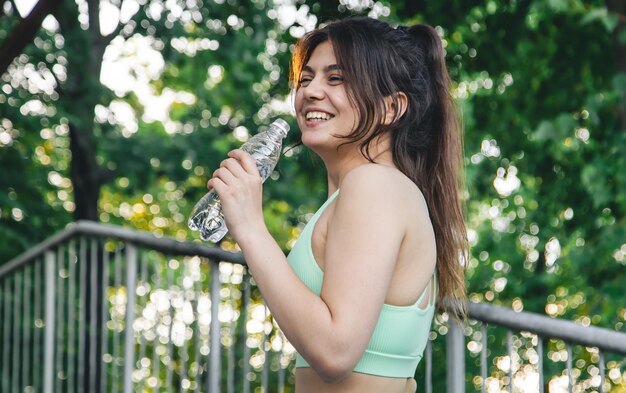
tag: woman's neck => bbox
[322,137,395,197]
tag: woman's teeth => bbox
[306,111,332,120]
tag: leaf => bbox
[547,0,570,13]
[616,28,626,47]
[580,8,619,32]
[580,164,611,208]
[532,114,575,143]
[533,120,556,142]
[613,73,626,97]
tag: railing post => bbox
[425,339,433,393]
[209,260,221,393]
[123,244,138,393]
[599,351,605,393]
[537,335,544,393]
[507,331,514,391]
[242,275,252,393]
[44,251,56,393]
[480,325,487,393]
[447,319,465,393]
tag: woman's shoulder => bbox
[339,163,428,213]
[341,163,422,194]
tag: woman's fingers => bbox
[207,176,226,194]
[228,149,259,176]
[207,155,245,189]
[212,166,237,186]
[207,149,260,193]
[220,157,247,177]
[204,149,265,242]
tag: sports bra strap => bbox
[415,271,437,310]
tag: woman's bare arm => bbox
[212,152,418,382]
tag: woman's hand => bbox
[207,149,266,243]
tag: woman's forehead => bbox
[304,41,337,69]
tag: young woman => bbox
[207,17,468,393]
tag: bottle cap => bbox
[270,118,290,138]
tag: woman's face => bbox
[294,41,358,154]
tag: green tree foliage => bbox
[1,0,625,390]
[409,0,626,326]
[0,0,322,257]
[396,1,626,390]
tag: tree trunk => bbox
[0,0,62,75]
[68,123,103,221]
[607,0,626,131]
[55,0,111,221]
[0,0,110,222]
[55,3,113,391]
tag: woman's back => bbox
[308,164,436,309]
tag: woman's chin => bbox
[300,136,331,153]
[300,134,321,148]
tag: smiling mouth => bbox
[305,111,334,122]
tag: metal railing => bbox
[446,303,626,392]
[0,221,272,393]
[1,221,625,392]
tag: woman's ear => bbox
[383,92,408,125]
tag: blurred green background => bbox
[1,0,625,389]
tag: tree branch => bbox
[8,0,20,19]
[0,0,62,76]
[607,0,626,69]
[606,0,626,131]
[87,0,99,39]
[0,0,24,22]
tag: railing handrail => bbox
[2,220,625,358]
[0,220,245,279]
[468,301,626,356]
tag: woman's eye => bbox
[329,75,344,83]
[298,76,312,85]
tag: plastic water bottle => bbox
[188,118,290,242]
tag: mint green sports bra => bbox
[287,189,436,378]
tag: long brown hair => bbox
[291,17,468,319]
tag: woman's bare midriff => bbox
[295,368,417,393]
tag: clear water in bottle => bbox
[188,119,289,242]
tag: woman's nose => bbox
[303,78,325,100]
